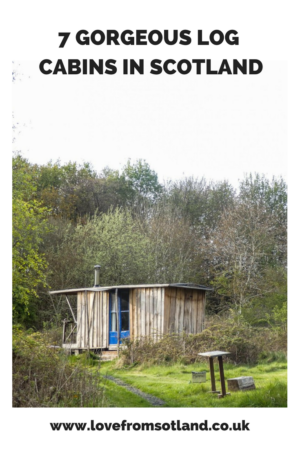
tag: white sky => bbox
[12,61,286,188]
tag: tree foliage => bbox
[13,155,50,324]
[12,154,287,328]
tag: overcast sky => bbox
[12,58,287,187]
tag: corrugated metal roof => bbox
[48,283,212,295]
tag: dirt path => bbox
[103,375,165,406]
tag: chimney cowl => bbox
[94,265,101,287]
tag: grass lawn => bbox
[97,360,287,408]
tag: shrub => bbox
[120,314,287,366]
[13,326,104,407]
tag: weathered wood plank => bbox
[163,287,171,333]
[156,287,161,336]
[183,290,192,333]
[145,288,150,337]
[177,288,184,334]
[202,293,206,331]
[191,290,198,334]
[174,289,180,333]
[149,288,154,339]
[140,288,146,337]
[169,288,177,333]
[133,289,137,339]
[152,288,158,341]
[157,287,163,338]
[76,293,81,347]
[136,289,141,339]
[98,291,102,347]
[104,291,109,348]
[130,288,134,339]
[160,288,165,338]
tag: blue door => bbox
[109,290,130,345]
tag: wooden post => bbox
[62,319,66,344]
[209,357,220,394]
[115,289,119,357]
[65,295,77,323]
[218,355,229,398]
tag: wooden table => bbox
[198,351,231,399]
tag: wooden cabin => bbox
[49,269,211,353]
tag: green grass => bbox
[98,360,287,407]
[99,377,151,407]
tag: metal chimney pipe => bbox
[94,265,101,287]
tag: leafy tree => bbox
[13,154,50,324]
[46,208,154,289]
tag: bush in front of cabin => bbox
[119,313,287,366]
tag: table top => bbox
[198,351,231,358]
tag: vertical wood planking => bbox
[159,288,164,336]
[133,289,138,339]
[149,289,154,339]
[76,293,81,348]
[145,289,150,337]
[157,288,163,338]
[98,291,103,347]
[174,288,180,333]
[95,292,99,348]
[152,288,158,341]
[93,292,96,348]
[129,289,134,339]
[191,290,198,334]
[163,288,170,333]
[196,291,205,332]
[160,288,165,338]
[89,292,95,348]
[169,288,177,333]
[140,288,146,337]
[202,292,206,331]
[136,289,141,339]
[104,291,109,348]
[183,290,192,333]
[177,288,185,334]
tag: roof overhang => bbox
[48,283,213,295]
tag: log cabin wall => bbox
[75,286,206,349]
[77,290,109,349]
[163,287,206,334]
[130,287,165,342]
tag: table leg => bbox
[209,357,220,393]
[218,355,227,398]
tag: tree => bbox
[165,177,235,233]
[46,208,154,289]
[12,154,50,324]
[208,200,284,313]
